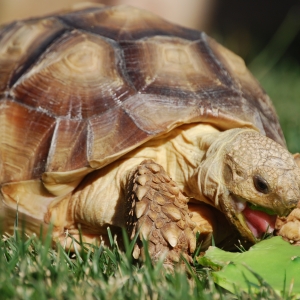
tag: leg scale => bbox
[125,159,196,266]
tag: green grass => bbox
[0,226,290,300]
[0,226,216,300]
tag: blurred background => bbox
[0,0,299,152]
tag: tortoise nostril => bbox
[286,199,299,209]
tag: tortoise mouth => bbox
[231,194,277,241]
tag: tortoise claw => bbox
[276,203,300,245]
[126,159,196,266]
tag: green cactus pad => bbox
[198,237,300,297]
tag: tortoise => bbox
[0,3,300,264]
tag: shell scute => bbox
[122,35,225,95]
[59,5,200,42]
[12,30,136,119]
[46,118,88,172]
[0,18,66,94]
[207,37,284,144]
[87,106,149,169]
[0,99,56,183]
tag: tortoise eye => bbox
[253,175,270,194]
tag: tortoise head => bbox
[198,128,300,243]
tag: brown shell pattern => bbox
[0,4,285,185]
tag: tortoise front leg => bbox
[275,153,300,244]
[125,159,196,266]
[276,202,300,245]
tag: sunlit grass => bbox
[0,224,292,300]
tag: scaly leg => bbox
[125,159,196,267]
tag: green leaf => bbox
[198,237,300,297]
[248,203,277,215]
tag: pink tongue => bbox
[243,205,277,238]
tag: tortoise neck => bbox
[193,128,257,208]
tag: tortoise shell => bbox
[0,4,284,188]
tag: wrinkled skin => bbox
[196,129,300,244]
